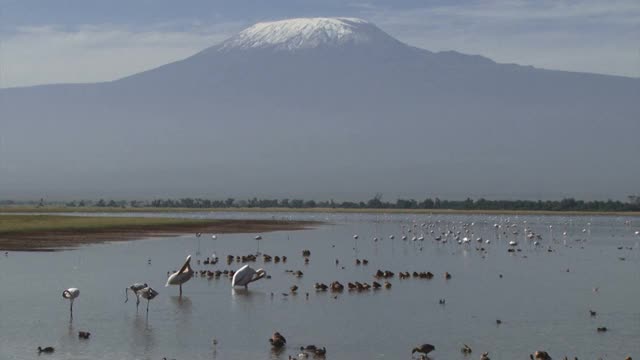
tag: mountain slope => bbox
[1,17,639,200]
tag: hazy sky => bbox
[0,0,639,88]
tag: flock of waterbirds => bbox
[35,216,638,359]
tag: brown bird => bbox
[38,347,55,353]
[531,350,552,360]
[412,343,435,356]
[269,332,286,348]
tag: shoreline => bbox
[1,206,640,217]
[0,215,318,252]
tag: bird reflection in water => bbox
[132,314,156,354]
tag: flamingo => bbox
[166,255,194,296]
[125,282,148,309]
[231,264,266,289]
[138,286,159,314]
[62,288,80,320]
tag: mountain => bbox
[1,17,639,200]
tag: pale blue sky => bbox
[0,0,638,87]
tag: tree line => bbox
[49,194,640,212]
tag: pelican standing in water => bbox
[62,288,80,320]
[138,286,159,314]
[232,264,266,289]
[125,282,148,309]
[166,255,194,296]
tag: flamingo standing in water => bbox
[166,255,194,296]
[138,286,159,314]
[62,288,80,320]
[231,264,266,289]
[125,283,148,309]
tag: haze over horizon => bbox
[1,8,639,202]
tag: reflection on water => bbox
[131,314,156,355]
[0,212,639,359]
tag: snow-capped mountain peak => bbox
[219,17,399,51]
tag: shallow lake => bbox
[1,211,639,360]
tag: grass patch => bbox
[0,215,221,235]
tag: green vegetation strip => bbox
[1,206,639,217]
[0,215,219,235]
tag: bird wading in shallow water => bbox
[125,282,148,309]
[62,288,80,321]
[138,286,159,314]
[232,264,267,289]
[412,343,435,357]
[166,255,194,296]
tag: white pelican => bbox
[125,282,148,309]
[62,288,80,320]
[138,286,159,313]
[231,264,266,289]
[166,255,194,296]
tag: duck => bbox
[461,344,472,354]
[315,283,328,291]
[269,332,286,348]
[480,352,490,360]
[330,281,344,292]
[37,346,55,353]
[78,331,91,339]
[412,343,435,356]
[530,351,552,360]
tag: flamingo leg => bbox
[136,296,140,309]
[70,300,74,321]
[146,299,150,313]
[179,284,183,297]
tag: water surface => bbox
[1,212,638,359]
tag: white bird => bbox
[231,264,267,288]
[62,288,80,320]
[166,255,194,296]
[138,286,159,314]
[509,240,518,246]
[255,235,262,240]
[125,282,148,309]
[211,235,217,239]
[353,234,359,239]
